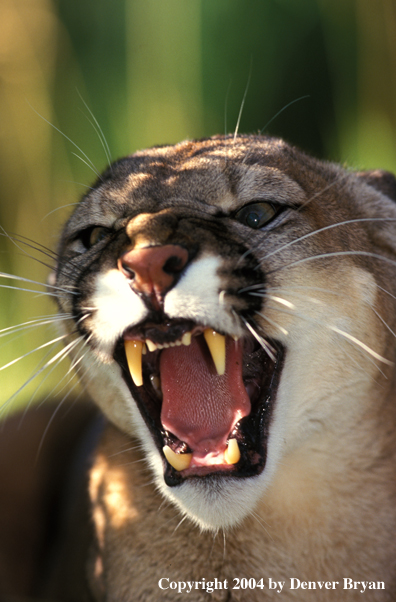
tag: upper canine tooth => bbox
[124,339,143,387]
[163,445,192,471]
[224,438,241,465]
[203,329,226,375]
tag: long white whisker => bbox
[233,62,252,142]
[0,314,70,339]
[0,272,77,295]
[0,284,59,297]
[241,317,277,362]
[241,95,310,165]
[376,283,396,302]
[264,217,396,261]
[264,299,391,370]
[267,250,396,275]
[172,514,188,534]
[77,91,112,170]
[41,202,79,221]
[372,308,396,340]
[27,102,102,180]
[329,325,392,365]
[255,311,288,336]
[34,338,88,408]
[0,333,70,372]
[250,510,273,541]
[0,335,84,415]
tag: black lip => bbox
[114,327,285,486]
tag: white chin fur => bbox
[146,435,281,532]
[159,477,265,531]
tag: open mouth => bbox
[114,320,284,487]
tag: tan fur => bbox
[50,136,396,599]
[87,424,396,601]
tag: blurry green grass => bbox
[1,0,396,412]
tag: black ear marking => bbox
[356,169,396,202]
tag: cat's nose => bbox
[118,244,189,307]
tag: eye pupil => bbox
[246,212,261,228]
[234,202,277,229]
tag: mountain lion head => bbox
[54,134,396,538]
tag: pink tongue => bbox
[160,336,250,455]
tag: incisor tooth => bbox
[181,331,192,346]
[124,339,143,387]
[204,329,226,375]
[163,445,192,471]
[146,340,157,352]
[224,438,241,465]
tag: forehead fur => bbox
[91,135,316,212]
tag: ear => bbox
[356,169,396,202]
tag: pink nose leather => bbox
[118,244,188,306]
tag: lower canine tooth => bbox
[224,438,241,465]
[124,339,143,387]
[163,445,192,471]
[204,329,226,375]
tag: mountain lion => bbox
[3,134,396,600]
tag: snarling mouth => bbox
[114,320,284,486]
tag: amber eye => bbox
[234,202,277,229]
[89,226,110,246]
[79,226,112,249]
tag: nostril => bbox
[163,255,186,274]
[121,261,135,279]
[118,258,136,279]
[118,244,189,302]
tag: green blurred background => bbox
[1,0,396,410]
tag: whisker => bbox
[0,334,84,416]
[0,284,58,298]
[241,317,277,362]
[27,102,102,181]
[233,61,252,142]
[329,325,392,365]
[242,283,346,298]
[266,250,396,276]
[241,95,310,165]
[262,299,390,372]
[250,510,273,541]
[297,172,350,211]
[173,514,189,534]
[376,283,396,302]
[35,339,89,408]
[41,202,79,221]
[0,333,71,373]
[0,272,77,295]
[22,337,84,416]
[255,311,288,336]
[0,228,58,274]
[372,308,396,339]
[0,314,70,339]
[108,442,145,458]
[264,217,396,262]
[0,232,58,260]
[77,90,112,170]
